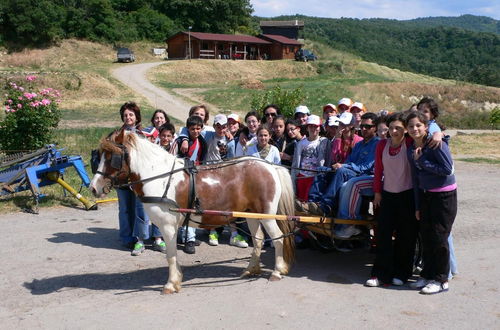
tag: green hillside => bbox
[259,15,500,87]
[405,15,500,34]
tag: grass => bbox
[456,157,500,165]
[449,133,500,159]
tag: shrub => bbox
[0,75,61,152]
[490,107,500,129]
[250,85,305,118]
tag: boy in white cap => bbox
[294,105,310,126]
[205,114,235,163]
[337,98,353,114]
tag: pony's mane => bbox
[124,132,179,171]
[99,137,122,154]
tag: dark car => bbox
[116,47,135,63]
[295,49,317,62]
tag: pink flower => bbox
[18,96,23,100]
[41,99,51,106]
[23,92,37,100]
[19,87,25,92]
[26,75,37,81]
[5,105,10,112]
[7,99,13,104]
[17,104,22,109]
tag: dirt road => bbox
[111,62,193,122]
[0,161,499,328]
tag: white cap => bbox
[327,116,340,127]
[323,103,336,111]
[213,114,227,125]
[338,112,354,125]
[295,105,310,115]
[338,98,353,107]
[227,113,240,123]
[351,102,365,111]
[306,114,321,126]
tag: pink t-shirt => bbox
[330,135,363,164]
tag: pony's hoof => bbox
[161,288,176,294]
[241,268,261,278]
[269,274,282,281]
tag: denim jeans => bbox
[117,188,153,244]
[178,226,196,242]
[309,166,358,213]
[449,233,458,278]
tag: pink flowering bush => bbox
[0,76,61,152]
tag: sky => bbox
[250,0,500,20]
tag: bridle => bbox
[96,142,130,189]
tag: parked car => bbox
[295,49,317,62]
[116,48,135,63]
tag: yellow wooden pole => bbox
[46,172,97,210]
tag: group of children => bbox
[117,96,457,295]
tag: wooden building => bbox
[166,31,302,60]
[260,20,304,40]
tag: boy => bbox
[159,123,176,152]
[205,114,235,163]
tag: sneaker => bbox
[307,202,324,216]
[294,199,309,213]
[392,278,404,286]
[230,234,248,248]
[365,277,380,287]
[410,278,429,289]
[131,242,145,256]
[184,241,196,254]
[208,231,219,246]
[420,281,449,295]
[335,225,362,238]
[152,240,167,253]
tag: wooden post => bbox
[244,45,247,60]
[230,43,232,59]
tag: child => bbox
[337,98,353,114]
[159,123,176,153]
[375,115,389,139]
[178,104,214,154]
[205,114,235,163]
[291,115,328,201]
[281,119,303,167]
[322,103,338,122]
[235,111,261,157]
[271,115,287,154]
[406,112,457,294]
[245,126,281,164]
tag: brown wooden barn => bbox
[165,31,302,60]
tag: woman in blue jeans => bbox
[116,101,166,256]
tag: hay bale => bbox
[239,78,264,89]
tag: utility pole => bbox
[188,26,192,61]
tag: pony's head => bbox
[90,129,135,198]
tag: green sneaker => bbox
[230,234,248,248]
[208,231,219,246]
[153,240,167,253]
[131,242,145,256]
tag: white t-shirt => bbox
[245,144,281,164]
[292,137,328,177]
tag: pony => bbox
[90,130,295,293]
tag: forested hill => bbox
[405,15,500,34]
[263,15,500,87]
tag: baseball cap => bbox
[338,98,353,107]
[295,105,310,115]
[351,102,365,112]
[338,112,354,125]
[327,116,340,127]
[306,114,321,126]
[213,114,228,126]
[227,114,240,123]
[323,103,337,112]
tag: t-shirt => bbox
[292,137,328,177]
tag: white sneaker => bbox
[392,278,404,286]
[420,281,449,295]
[410,278,429,289]
[230,234,248,248]
[365,277,380,287]
[335,225,362,238]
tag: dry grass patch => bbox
[350,82,500,113]
[150,59,318,85]
[450,133,500,158]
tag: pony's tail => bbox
[275,166,296,270]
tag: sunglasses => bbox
[360,124,376,129]
[265,112,277,117]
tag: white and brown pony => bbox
[90,130,295,293]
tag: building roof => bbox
[260,20,305,27]
[166,31,271,44]
[259,34,303,45]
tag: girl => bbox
[245,126,281,164]
[281,119,303,167]
[271,115,287,155]
[261,104,281,131]
[291,115,328,201]
[365,112,418,287]
[375,115,389,139]
[350,102,366,131]
[235,111,261,157]
[178,104,214,154]
[330,112,362,164]
[406,112,457,294]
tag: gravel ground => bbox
[0,161,499,329]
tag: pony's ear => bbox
[115,128,126,144]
